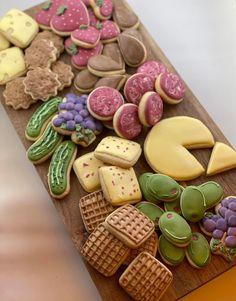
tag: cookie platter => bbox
[0,1,236,300]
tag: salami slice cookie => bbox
[113,104,142,140]
[137,60,168,81]
[87,86,124,121]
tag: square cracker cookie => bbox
[104,204,154,249]
[0,9,39,48]
[73,152,106,192]
[81,223,130,277]
[0,47,26,85]
[119,252,173,301]
[99,166,142,206]
[94,136,142,168]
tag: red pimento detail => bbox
[144,92,163,126]
[171,188,178,195]
[167,213,173,219]
[192,235,198,241]
[174,207,181,213]
[137,60,168,81]
[160,72,185,100]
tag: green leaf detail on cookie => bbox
[84,129,94,139]
[70,43,78,55]
[95,21,103,30]
[56,5,68,16]
[80,24,89,29]
[60,123,67,129]
[76,124,82,132]
[96,0,104,7]
[42,1,52,10]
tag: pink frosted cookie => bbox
[35,0,62,29]
[155,72,185,104]
[113,103,142,140]
[96,20,120,43]
[64,37,78,55]
[71,42,103,69]
[90,0,113,20]
[50,0,90,36]
[81,0,90,6]
[71,25,101,48]
[138,91,163,127]
[137,60,168,81]
[124,73,154,105]
[87,86,124,121]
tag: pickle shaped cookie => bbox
[27,124,63,164]
[25,96,62,141]
[48,140,77,199]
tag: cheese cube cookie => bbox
[0,9,39,48]
[94,136,142,168]
[0,33,10,50]
[73,152,106,192]
[99,166,142,206]
[0,47,26,85]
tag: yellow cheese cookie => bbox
[144,116,215,181]
[207,142,236,176]
[73,152,106,192]
[0,9,39,48]
[99,166,142,206]
[94,136,142,168]
[0,33,10,50]
[0,47,26,85]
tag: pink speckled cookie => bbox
[90,0,113,20]
[35,0,62,29]
[138,91,163,127]
[113,103,142,140]
[96,20,120,43]
[71,25,101,48]
[50,0,90,36]
[137,60,168,81]
[64,37,78,55]
[71,42,103,69]
[124,73,154,105]
[87,86,124,121]
[155,72,185,104]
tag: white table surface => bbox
[0,1,236,300]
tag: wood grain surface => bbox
[1,1,236,300]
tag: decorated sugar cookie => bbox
[35,0,62,30]
[90,0,113,20]
[137,60,168,81]
[71,25,101,48]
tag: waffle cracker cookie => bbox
[81,223,130,277]
[104,204,155,249]
[119,252,173,301]
[79,190,115,233]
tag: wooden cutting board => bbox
[1,1,236,300]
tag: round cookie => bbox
[135,202,164,229]
[158,234,185,266]
[124,73,154,105]
[137,60,168,81]
[113,103,142,139]
[138,91,163,127]
[71,25,101,48]
[87,86,124,121]
[186,232,211,268]
[180,186,206,222]
[159,211,192,247]
[198,181,224,209]
[155,72,185,104]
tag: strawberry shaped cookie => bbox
[96,20,120,43]
[35,0,62,30]
[64,37,78,55]
[50,0,90,36]
[71,42,103,69]
[71,25,101,48]
[90,0,113,20]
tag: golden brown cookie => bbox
[113,0,139,31]
[25,39,57,69]
[23,67,61,101]
[51,60,74,90]
[102,42,124,68]
[74,69,99,93]
[94,74,127,90]
[123,28,143,41]
[3,77,36,110]
[33,30,64,57]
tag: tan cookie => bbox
[3,77,36,110]
[25,39,57,69]
[119,252,173,301]
[117,33,147,67]
[104,205,154,248]
[51,60,74,90]
[123,28,143,41]
[74,69,99,93]
[81,223,130,277]
[33,30,64,57]
[23,67,60,101]
[113,0,139,31]
[79,190,115,232]
[102,42,124,68]
[94,74,127,91]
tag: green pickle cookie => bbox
[135,201,164,229]
[159,211,192,247]
[186,232,211,268]
[48,140,77,199]
[198,181,224,209]
[25,96,62,141]
[158,234,185,266]
[27,123,63,164]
